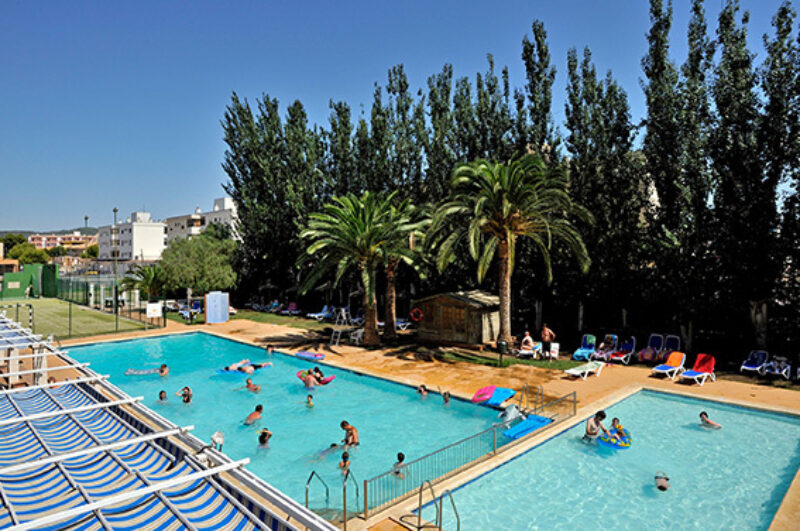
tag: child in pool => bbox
[339,452,350,474]
[610,417,626,441]
[306,395,314,408]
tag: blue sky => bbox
[0,0,788,231]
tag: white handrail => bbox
[0,363,89,379]
[11,458,250,531]
[0,375,107,395]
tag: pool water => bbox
[422,391,800,530]
[67,332,503,509]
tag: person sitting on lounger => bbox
[158,364,169,377]
[583,410,611,442]
[699,411,721,429]
[521,331,534,351]
[655,471,670,491]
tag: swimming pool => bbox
[66,332,509,512]
[421,390,800,530]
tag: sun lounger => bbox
[659,335,681,362]
[502,415,552,440]
[608,337,636,365]
[590,334,619,361]
[306,305,330,320]
[762,356,791,380]
[637,334,664,363]
[651,351,686,380]
[565,361,604,380]
[280,302,301,315]
[572,334,597,361]
[740,350,769,374]
[677,353,716,386]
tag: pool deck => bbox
[58,319,800,530]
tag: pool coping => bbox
[61,329,800,530]
[390,384,800,531]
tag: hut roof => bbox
[413,289,499,309]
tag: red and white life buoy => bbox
[410,307,424,322]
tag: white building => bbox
[165,197,238,244]
[97,212,166,261]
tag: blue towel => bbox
[503,415,552,440]
[485,387,516,406]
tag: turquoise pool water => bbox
[66,332,505,510]
[422,391,800,530]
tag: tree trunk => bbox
[749,300,768,349]
[497,240,512,344]
[363,289,380,347]
[383,263,397,342]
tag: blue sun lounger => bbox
[740,350,769,374]
[572,334,597,361]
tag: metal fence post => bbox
[363,480,368,519]
[342,481,347,531]
[68,300,72,338]
[492,426,497,454]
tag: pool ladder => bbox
[518,383,543,414]
[305,469,360,530]
[400,480,460,531]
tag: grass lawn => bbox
[431,347,583,370]
[1,298,145,339]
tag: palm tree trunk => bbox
[363,291,380,347]
[497,240,513,344]
[383,263,398,342]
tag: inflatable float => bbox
[598,426,632,449]
[296,351,325,361]
[297,370,336,385]
[484,387,516,406]
[124,368,160,376]
[471,385,496,403]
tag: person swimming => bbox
[392,452,406,479]
[245,404,263,425]
[417,384,428,396]
[306,394,314,408]
[176,386,192,404]
[158,364,169,377]
[237,378,261,393]
[655,471,670,491]
[224,359,273,375]
[699,411,721,429]
[158,390,167,402]
[339,452,350,474]
[258,428,272,447]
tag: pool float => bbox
[297,370,336,385]
[598,426,632,449]
[296,351,325,361]
[124,368,160,376]
[484,387,516,406]
[471,385,496,403]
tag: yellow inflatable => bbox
[598,425,632,449]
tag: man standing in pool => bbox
[245,405,263,425]
[340,420,359,448]
[583,410,611,442]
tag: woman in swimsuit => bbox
[176,386,192,404]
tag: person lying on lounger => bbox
[583,410,611,442]
[699,411,721,429]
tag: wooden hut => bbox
[412,290,500,346]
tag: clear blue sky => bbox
[0,0,787,231]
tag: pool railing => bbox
[362,391,577,518]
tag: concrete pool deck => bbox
[58,319,800,530]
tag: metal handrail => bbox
[342,469,359,531]
[416,480,439,531]
[437,489,460,531]
[304,470,329,509]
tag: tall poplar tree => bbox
[522,20,557,157]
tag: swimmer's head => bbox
[699,411,708,420]
[307,394,313,400]
[397,452,405,463]
[342,452,349,461]
[595,411,606,421]
[160,364,167,369]
[255,405,263,412]
[340,420,349,428]
[612,417,620,425]
[158,390,166,400]
[330,443,338,448]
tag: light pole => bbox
[113,207,119,331]
[84,215,88,229]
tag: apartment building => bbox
[28,231,97,251]
[165,197,238,244]
[97,212,166,261]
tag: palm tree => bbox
[430,154,592,344]
[121,264,166,302]
[298,192,396,347]
[380,199,429,342]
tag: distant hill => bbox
[0,227,98,237]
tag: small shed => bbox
[412,290,500,346]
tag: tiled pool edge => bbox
[396,385,800,531]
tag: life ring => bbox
[410,307,424,322]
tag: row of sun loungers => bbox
[565,352,718,386]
